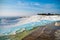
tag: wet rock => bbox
[55,30,60,40]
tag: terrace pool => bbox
[0,20,55,35]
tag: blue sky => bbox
[0,0,60,16]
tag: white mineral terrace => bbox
[13,15,60,26]
[0,15,60,35]
[1,15,60,28]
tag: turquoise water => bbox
[0,20,55,35]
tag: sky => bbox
[0,0,60,16]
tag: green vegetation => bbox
[9,30,31,40]
[0,26,38,40]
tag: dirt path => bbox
[22,26,56,40]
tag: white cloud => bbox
[43,4,55,9]
[0,1,59,17]
[16,1,56,10]
[33,3,40,6]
